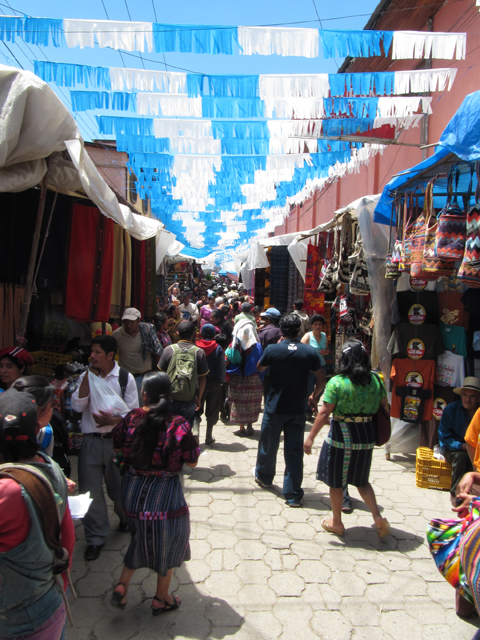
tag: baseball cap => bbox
[201,324,216,339]
[260,308,281,319]
[122,308,141,321]
[0,390,38,444]
[0,347,34,366]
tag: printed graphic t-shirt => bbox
[437,291,468,327]
[437,351,465,388]
[387,323,445,361]
[390,358,436,421]
[396,291,439,325]
[439,322,468,358]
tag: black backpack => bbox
[50,410,72,478]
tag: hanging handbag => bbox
[359,302,373,335]
[385,201,402,279]
[422,179,456,277]
[458,162,480,288]
[401,192,416,272]
[435,166,468,261]
[318,258,337,293]
[350,247,370,295]
[410,190,437,279]
[338,294,356,327]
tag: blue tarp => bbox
[374,90,480,225]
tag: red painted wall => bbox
[276,0,480,235]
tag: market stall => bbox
[373,90,480,460]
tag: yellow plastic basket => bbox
[30,351,73,377]
[415,447,452,491]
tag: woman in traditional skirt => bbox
[304,339,390,538]
[111,372,200,615]
[226,317,263,437]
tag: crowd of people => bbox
[3,278,480,637]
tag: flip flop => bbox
[376,518,391,540]
[152,595,181,616]
[112,582,127,609]
[321,518,345,536]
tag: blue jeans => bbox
[255,411,306,502]
[170,398,196,427]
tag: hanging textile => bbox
[270,246,290,314]
[121,230,132,312]
[144,237,157,319]
[0,284,24,349]
[131,238,146,316]
[110,225,125,319]
[65,203,114,323]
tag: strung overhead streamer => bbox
[1,16,467,60]
[34,61,458,101]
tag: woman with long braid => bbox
[110,372,200,615]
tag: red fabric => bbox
[0,478,30,551]
[65,203,114,323]
[196,339,217,356]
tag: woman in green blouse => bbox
[304,339,390,538]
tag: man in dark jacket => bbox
[195,324,226,445]
[258,308,282,399]
[255,314,325,507]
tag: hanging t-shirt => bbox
[437,292,468,327]
[431,384,458,421]
[387,323,444,361]
[396,291,439,326]
[439,322,468,358]
[396,273,437,293]
[437,351,465,388]
[390,358,436,422]
[461,289,480,359]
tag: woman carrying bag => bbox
[304,340,390,538]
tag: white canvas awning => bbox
[0,64,176,251]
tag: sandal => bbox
[234,429,247,437]
[111,582,127,609]
[376,518,391,540]
[152,595,181,616]
[246,425,254,436]
[321,518,345,537]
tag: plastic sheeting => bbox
[356,195,395,382]
[0,65,175,247]
[438,90,480,161]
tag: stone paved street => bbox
[66,417,480,640]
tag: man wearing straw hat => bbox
[440,377,480,501]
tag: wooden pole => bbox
[16,162,51,345]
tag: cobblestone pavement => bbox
[66,416,480,640]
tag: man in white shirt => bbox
[178,291,199,324]
[72,335,138,561]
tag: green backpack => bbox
[166,343,199,402]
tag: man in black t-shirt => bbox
[255,314,325,507]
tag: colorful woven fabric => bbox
[316,417,376,489]
[427,497,480,605]
[435,167,468,261]
[122,473,191,574]
[458,203,480,287]
[228,372,263,424]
